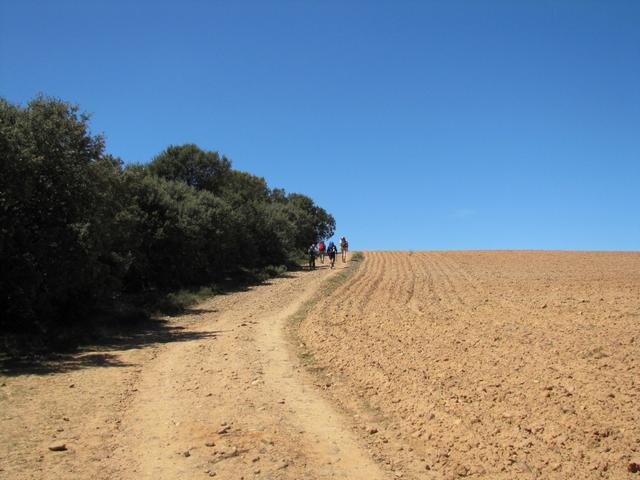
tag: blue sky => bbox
[1,1,638,250]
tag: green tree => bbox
[147,144,231,194]
[1,94,337,338]
[220,170,270,205]
[286,193,336,249]
[118,170,240,291]
[0,96,122,333]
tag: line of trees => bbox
[0,95,335,335]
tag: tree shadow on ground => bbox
[303,264,332,271]
[0,352,135,376]
[215,272,299,290]
[0,317,223,377]
[0,267,303,377]
[178,307,219,316]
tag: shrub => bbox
[0,96,123,333]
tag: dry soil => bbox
[2,251,639,480]
[0,257,386,479]
[299,250,640,479]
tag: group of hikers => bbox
[308,236,349,270]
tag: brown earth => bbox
[2,250,639,479]
[0,258,386,480]
[299,251,640,479]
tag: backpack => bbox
[319,241,325,251]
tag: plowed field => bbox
[299,251,640,479]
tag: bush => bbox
[116,170,243,291]
[0,96,123,333]
[0,95,336,339]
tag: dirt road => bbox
[1,256,388,479]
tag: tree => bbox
[220,170,270,205]
[147,144,231,194]
[286,193,336,249]
[118,169,240,291]
[0,96,122,333]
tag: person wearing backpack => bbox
[308,243,317,270]
[327,241,338,269]
[318,240,326,263]
[340,236,349,263]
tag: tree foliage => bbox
[147,144,231,194]
[0,96,121,332]
[0,96,335,335]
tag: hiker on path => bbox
[318,240,326,264]
[327,241,338,269]
[340,236,349,263]
[308,243,317,270]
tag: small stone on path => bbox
[48,444,67,452]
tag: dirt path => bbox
[1,257,387,479]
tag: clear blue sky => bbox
[1,1,638,250]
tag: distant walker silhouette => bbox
[340,236,349,263]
